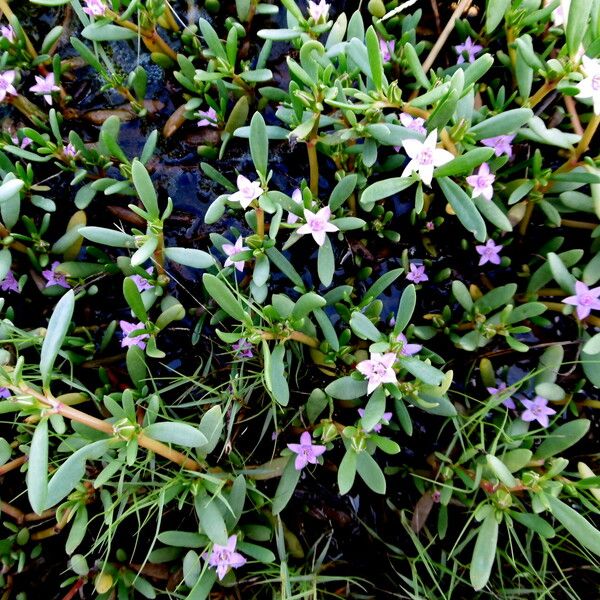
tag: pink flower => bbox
[82,0,107,17]
[401,130,453,186]
[576,55,600,115]
[29,73,60,105]
[0,270,20,293]
[223,236,250,272]
[232,338,253,358]
[476,239,502,266]
[562,280,600,320]
[287,431,326,470]
[521,396,556,428]
[356,352,397,394]
[396,333,422,356]
[197,107,218,127]
[399,113,427,135]
[380,39,395,62]
[358,408,393,433]
[406,263,428,283]
[296,206,339,246]
[0,25,15,43]
[0,70,18,102]
[42,261,70,288]
[486,382,516,409]
[455,37,483,64]
[307,0,329,21]
[229,175,263,209]
[119,320,150,350]
[204,535,246,580]
[129,267,154,292]
[11,135,31,149]
[287,188,302,224]
[63,143,77,158]
[481,135,515,158]
[466,163,495,201]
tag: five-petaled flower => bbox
[223,236,250,272]
[0,25,15,43]
[307,0,330,22]
[379,39,395,62]
[562,280,600,320]
[83,0,107,17]
[455,37,483,64]
[29,73,60,106]
[466,162,495,201]
[401,129,453,186]
[476,239,502,266]
[204,535,247,580]
[406,263,428,284]
[486,382,516,409]
[197,106,218,127]
[296,206,339,246]
[399,112,427,135]
[481,134,515,158]
[119,320,150,350]
[358,408,393,433]
[287,431,327,470]
[575,55,600,115]
[521,396,556,428]
[287,188,303,224]
[396,333,422,356]
[129,267,154,292]
[0,70,18,103]
[356,352,397,394]
[0,270,20,293]
[42,261,70,288]
[232,338,253,358]
[229,175,263,209]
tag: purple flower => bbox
[42,261,70,288]
[0,70,18,103]
[0,387,11,398]
[455,37,483,64]
[466,162,495,201]
[476,239,502,266]
[204,535,246,581]
[396,333,422,356]
[287,431,327,470]
[223,236,250,272]
[287,188,302,224]
[358,408,393,433]
[406,263,428,284]
[129,267,154,292]
[229,175,263,209]
[481,135,515,159]
[0,270,20,293]
[0,25,15,44]
[197,106,218,127]
[232,338,253,358]
[399,113,427,135]
[425,221,435,231]
[83,0,107,16]
[307,0,330,22]
[401,130,453,186]
[562,280,600,320]
[486,382,516,409]
[379,39,395,62]
[356,352,397,394]
[119,320,150,350]
[521,396,556,428]
[29,73,60,105]
[296,206,339,247]
[11,134,31,149]
[63,143,77,158]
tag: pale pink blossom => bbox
[476,239,502,266]
[380,39,395,62]
[223,236,250,272]
[197,107,218,127]
[466,162,495,201]
[481,135,515,158]
[358,408,393,433]
[0,70,18,103]
[0,270,20,293]
[486,382,516,409]
[399,113,427,135]
[29,73,60,106]
[401,130,453,186]
[521,396,556,428]
[11,135,31,149]
[307,0,329,22]
[455,37,483,64]
[296,206,339,246]
[63,143,77,158]
[406,263,428,284]
[576,55,600,115]
[356,352,397,394]
[229,175,263,209]
[129,267,154,292]
[204,535,246,580]
[562,280,600,320]
[42,261,70,288]
[0,25,15,43]
[396,333,422,356]
[119,320,149,350]
[287,188,302,224]
[82,0,107,17]
[287,431,327,470]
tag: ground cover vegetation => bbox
[0,0,599,598]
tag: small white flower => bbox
[401,130,454,187]
[576,55,600,115]
[223,236,250,272]
[229,175,263,209]
[296,206,339,246]
[287,188,303,224]
[356,352,397,395]
[307,0,330,22]
[0,70,17,102]
[466,163,495,201]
